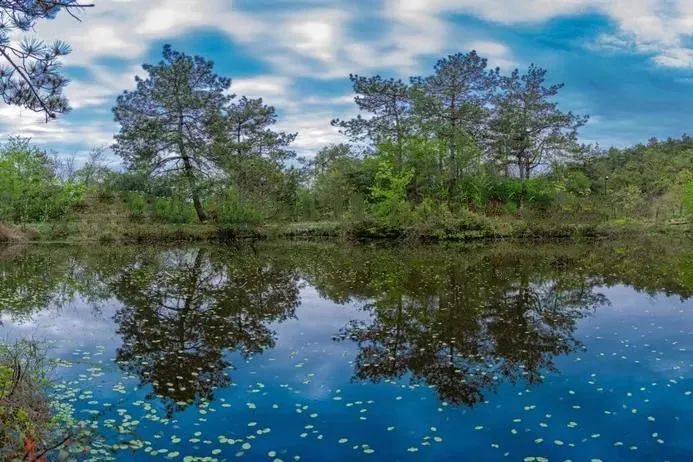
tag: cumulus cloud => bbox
[387,0,693,69]
[230,76,294,106]
[65,65,141,109]
[2,0,691,158]
[0,106,115,149]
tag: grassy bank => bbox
[4,215,689,245]
[2,186,689,244]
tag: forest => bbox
[0,1,690,244]
[1,45,691,242]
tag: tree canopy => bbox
[113,45,297,223]
[113,45,232,221]
[0,0,92,118]
[2,46,692,238]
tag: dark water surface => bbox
[1,239,692,461]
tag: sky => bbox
[1,0,692,166]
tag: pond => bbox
[1,238,692,461]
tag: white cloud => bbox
[387,0,693,69]
[20,1,693,83]
[652,48,693,68]
[231,76,293,104]
[388,0,592,24]
[3,0,691,159]
[0,106,114,148]
[285,11,346,64]
[466,40,517,69]
[66,65,140,109]
[277,111,346,155]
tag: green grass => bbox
[18,217,690,244]
[8,190,690,244]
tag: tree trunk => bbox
[516,154,525,209]
[182,155,207,222]
[178,114,207,222]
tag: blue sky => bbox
[1,0,692,165]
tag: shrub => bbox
[409,199,496,239]
[684,181,693,215]
[151,197,197,224]
[123,191,147,222]
[0,143,86,223]
[217,190,262,225]
[1,341,103,460]
[369,159,414,225]
[1,341,53,460]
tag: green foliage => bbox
[565,170,592,196]
[0,340,100,461]
[455,175,553,212]
[113,45,233,222]
[369,157,414,224]
[123,192,197,224]
[113,46,298,223]
[152,197,197,224]
[124,191,147,222]
[216,190,262,225]
[409,198,496,239]
[311,53,589,227]
[306,144,374,220]
[0,140,85,223]
[612,185,643,217]
[0,341,51,460]
[584,138,693,197]
[683,180,693,215]
[3,46,692,237]
[0,2,91,117]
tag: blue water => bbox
[1,242,692,461]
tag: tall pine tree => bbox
[113,45,232,222]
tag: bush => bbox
[0,142,86,223]
[1,341,53,460]
[369,159,414,225]
[151,197,197,224]
[1,341,102,460]
[42,222,77,241]
[458,176,492,208]
[123,192,198,224]
[123,191,147,222]
[409,199,496,239]
[684,181,693,215]
[216,190,262,225]
[457,176,554,212]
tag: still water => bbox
[1,239,692,461]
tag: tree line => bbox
[0,39,691,231]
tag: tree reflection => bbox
[2,236,693,412]
[111,247,299,414]
[335,250,606,405]
[0,245,125,321]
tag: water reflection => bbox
[1,238,692,412]
[110,248,300,414]
[335,260,605,405]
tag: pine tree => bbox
[489,64,587,179]
[332,75,412,165]
[113,45,232,222]
[0,1,92,118]
[411,51,499,190]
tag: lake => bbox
[1,238,692,461]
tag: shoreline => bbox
[1,219,689,245]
